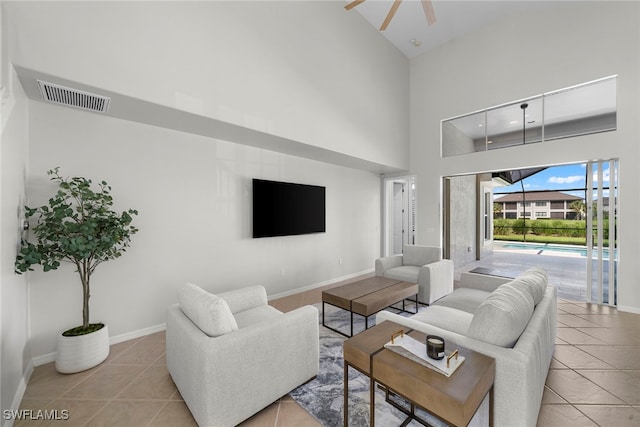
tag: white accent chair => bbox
[166,283,319,426]
[375,245,453,304]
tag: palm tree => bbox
[493,202,503,218]
[569,200,586,220]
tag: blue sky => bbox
[494,162,613,198]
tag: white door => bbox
[393,182,405,254]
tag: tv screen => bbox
[252,179,326,238]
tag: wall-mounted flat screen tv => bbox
[252,179,326,238]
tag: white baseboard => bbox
[31,351,56,367]
[109,323,166,345]
[31,323,167,367]
[617,305,640,315]
[267,269,374,301]
[3,360,34,427]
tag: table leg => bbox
[344,361,349,427]
[489,385,494,427]
[370,373,375,427]
[350,311,354,337]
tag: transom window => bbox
[441,76,617,157]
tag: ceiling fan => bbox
[345,0,437,31]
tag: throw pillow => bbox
[467,283,534,347]
[178,283,238,337]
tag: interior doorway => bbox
[383,175,416,256]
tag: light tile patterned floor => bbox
[16,276,640,426]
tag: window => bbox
[536,212,547,217]
[536,201,546,207]
[551,201,565,209]
[523,202,531,207]
[441,76,617,157]
[505,202,517,210]
[505,212,517,219]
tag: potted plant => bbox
[15,167,138,373]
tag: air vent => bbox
[37,80,110,113]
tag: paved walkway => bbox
[455,247,610,302]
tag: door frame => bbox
[382,175,417,257]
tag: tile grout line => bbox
[273,400,282,427]
[145,400,172,427]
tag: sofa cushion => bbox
[178,283,238,337]
[217,285,268,314]
[433,288,492,314]
[467,283,534,347]
[509,267,548,305]
[384,265,420,283]
[402,245,439,267]
[410,305,474,335]
[234,305,282,329]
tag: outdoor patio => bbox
[455,244,613,303]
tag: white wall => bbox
[26,101,381,357]
[0,67,30,416]
[410,1,640,311]
[0,0,407,362]
[5,0,410,171]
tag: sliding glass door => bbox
[586,160,618,305]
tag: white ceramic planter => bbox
[55,324,110,374]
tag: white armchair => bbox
[375,245,453,304]
[166,283,319,426]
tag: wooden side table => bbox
[343,321,495,427]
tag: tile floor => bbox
[16,276,640,426]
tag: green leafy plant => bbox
[15,168,138,335]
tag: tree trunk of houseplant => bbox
[55,262,110,374]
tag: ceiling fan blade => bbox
[344,0,366,11]
[380,0,403,31]
[421,0,437,25]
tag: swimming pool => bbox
[496,241,614,259]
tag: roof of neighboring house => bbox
[495,191,583,203]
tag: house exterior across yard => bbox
[494,191,583,220]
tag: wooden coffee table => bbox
[343,321,495,427]
[322,277,418,337]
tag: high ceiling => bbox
[347,0,558,58]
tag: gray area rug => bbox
[289,302,447,427]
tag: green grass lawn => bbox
[494,235,588,245]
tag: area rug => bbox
[289,302,447,427]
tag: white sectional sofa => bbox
[166,284,319,426]
[376,267,557,427]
